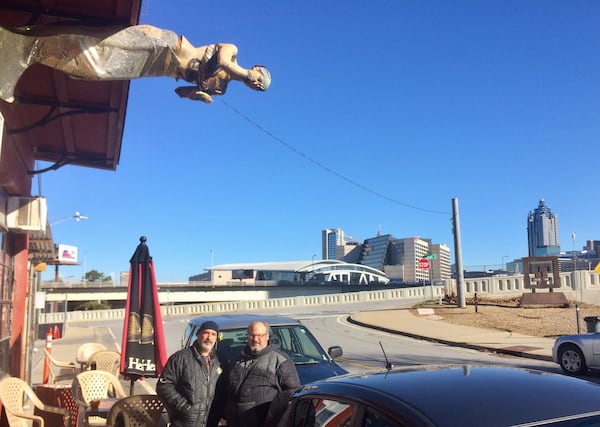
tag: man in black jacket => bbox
[223,321,300,427]
[157,320,224,427]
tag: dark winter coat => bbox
[157,342,224,427]
[225,345,300,427]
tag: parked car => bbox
[553,332,600,375]
[276,365,600,427]
[182,314,347,384]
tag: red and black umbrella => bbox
[120,236,167,394]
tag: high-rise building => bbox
[322,228,352,260]
[527,198,560,257]
[430,243,451,284]
[332,228,452,284]
[394,237,431,283]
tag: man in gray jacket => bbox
[157,320,224,427]
[224,321,300,427]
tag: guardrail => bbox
[39,285,443,323]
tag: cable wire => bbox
[220,99,450,215]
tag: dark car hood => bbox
[296,362,348,384]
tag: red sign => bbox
[418,258,430,270]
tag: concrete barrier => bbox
[39,285,440,324]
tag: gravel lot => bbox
[413,297,600,338]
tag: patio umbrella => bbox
[120,236,167,394]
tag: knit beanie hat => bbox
[198,320,219,334]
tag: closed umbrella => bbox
[120,236,167,394]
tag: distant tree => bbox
[75,301,110,311]
[84,269,111,282]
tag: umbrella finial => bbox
[140,236,147,244]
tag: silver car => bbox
[552,316,600,375]
[553,332,600,375]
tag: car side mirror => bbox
[328,346,343,359]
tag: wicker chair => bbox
[72,370,126,427]
[43,348,77,384]
[106,394,170,427]
[0,376,71,427]
[86,350,121,377]
[76,343,108,370]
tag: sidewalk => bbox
[349,307,555,362]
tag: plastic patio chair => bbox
[42,348,77,384]
[106,394,170,427]
[0,376,71,427]
[72,370,127,427]
[86,350,121,377]
[76,343,108,370]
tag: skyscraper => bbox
[527,198,560,257]
[322,228,351,260]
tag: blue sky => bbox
[38,1,600,282]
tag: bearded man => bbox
[158,320,224,427]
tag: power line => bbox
[220,100,450,215]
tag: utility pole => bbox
[452,198,466,308]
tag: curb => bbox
[346,316,554,363]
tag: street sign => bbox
[418,258,430,270]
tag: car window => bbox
[363,407,398,427]
[291,398,354,427]
[313,398,354,427]
[217,328,248,365]
[274,326,326,363]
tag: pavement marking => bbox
[337,357,379,370]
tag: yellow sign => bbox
[34,262,47,272]
[595,262,600,275]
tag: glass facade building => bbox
[527,198,560,257]
[322,229,351,260]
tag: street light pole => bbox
[210,249,214,285]
[51,211,88,226]
[501,255,508,274]
[573,232,580,333]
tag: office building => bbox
[430,243,451,284]
[527,198,560,257]
[331,229,451,284]
[391,237,431,283]
[322,228,353,260]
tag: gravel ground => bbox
[413,297,600,338]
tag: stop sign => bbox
[418,258,430,270]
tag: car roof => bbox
[297,365,600,426]
[187,313,301,330]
